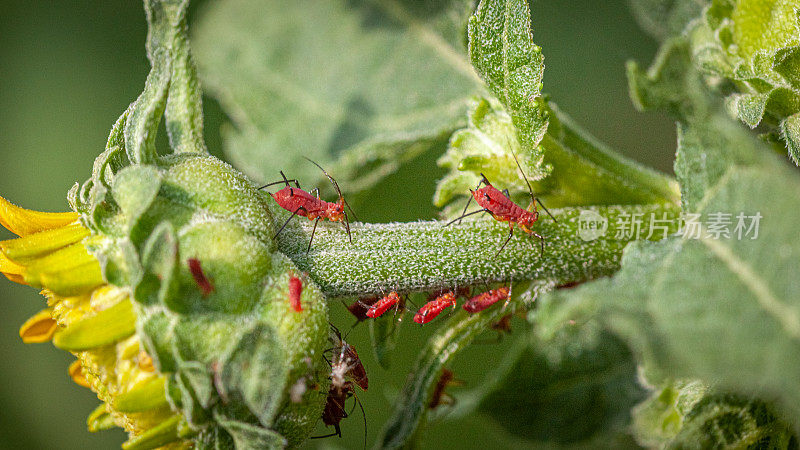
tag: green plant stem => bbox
[274,203,681,297]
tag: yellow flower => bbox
[0,195,188,450]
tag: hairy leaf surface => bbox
[192,0,482,192]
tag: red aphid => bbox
[447,147,556,255]
[462,287,510,313]
[366,291,401,318]
[187,258,214,296]
[288,276,303,312]
[260,159,355,251]
[272,185,346,224]
[413,292,457,324]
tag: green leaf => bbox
[467,0,548,171]
[538,111,800,429]
[686,0,800,163]
[632,381,798,449]
[666,393,797,449]
[219,323,288,427]
[631,380,709,447]
[477,325,645,445]
[437,0,679,215]
[192,0,481,192]
[627,0,708,40]
[213,412,286,450]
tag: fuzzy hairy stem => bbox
[273,203,681,297]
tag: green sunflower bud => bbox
[0,0,331,447]
[76,151,329,448]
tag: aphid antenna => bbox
[444,208,488,227]
[303,157,357,243]
[446,173,492,227]
[507,139,558,223]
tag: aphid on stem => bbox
[346,296,379,323]
[462,286,510,314]
[314,326,367,446]
[187,258,214,296]
[413,291,457,325]
[366,291,403,319]
[428,368,463,410]
[288,275,303,312]
[446,142,556,256]
[259,158,357,252]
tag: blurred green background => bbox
[0,0,673,448]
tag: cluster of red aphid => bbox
[347,285,511,326]
[180,151,555,442]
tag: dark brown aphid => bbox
[315,327,367,445]
[319,380,356,439]
[491,314,513,334]
[329,331,368,391]
[346,296,380,322]
[188,258,214,296]
[428,368,462,410]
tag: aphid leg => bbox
[445,208,490,226]
[502,188,510,199]
[311,188,320,199]
[274,206,308,239]
[310,425,342,440]
[538,198,557,222]
[530,197,557,222]
[342,210,353,244]
[531,230,545,257]
[494,222,515,257]
[307,218,321,253]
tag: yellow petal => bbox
[0,195,78,236]
[0,224,90,261]
[53,298,136,351]
[18,308,57,343]
[0,251,26,284]
[22,243,100,291]
[68,359,91,388]
[38,260,104,297]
